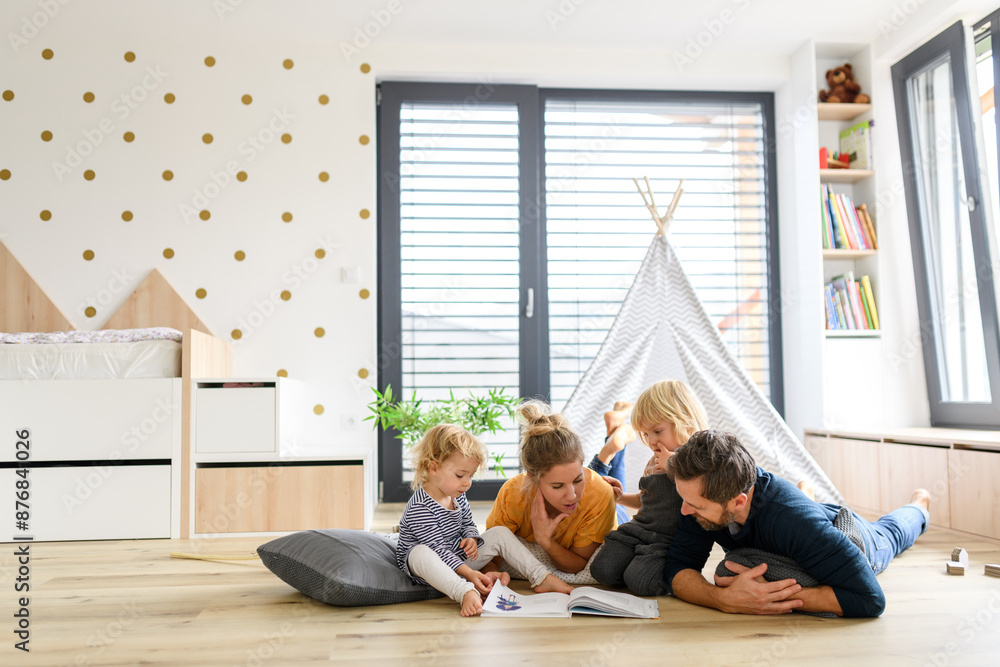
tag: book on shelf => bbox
[838,120,874,170]
[821,185,877,251]
[481,582,659,619]
[824,273,879,331]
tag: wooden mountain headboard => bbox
[102,269,212,335]
[0,239,71,332]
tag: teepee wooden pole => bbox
[633,177,665,235]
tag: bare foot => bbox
[534,574,573,595]
[604,402,634,437]
[461,589,483,616]
[910,488,931,513]
[796,481,815,501]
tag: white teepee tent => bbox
[561,179,844,504]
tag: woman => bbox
[485,400,617,574]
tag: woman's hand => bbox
[602,475,623,501]
[459,537,479,560]
[530,489,567,547]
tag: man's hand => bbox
[713,563,803,615]
[602,476,624,501]
[530,489,567,547]
[459,537,478,560]
[714,560,767,587]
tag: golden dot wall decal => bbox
[83,92,94,103]
[314,327,325,338]
[359,208,370,219]
[195,288,207,299]
[202,133,213,144]
[122,210,133,221]
[164,93,175,103]
[358,368,369,379]
[42,48,53,59]
[124,51,136,62]
[282,212,292,222]
[313,405,324,415]
[359,289,370,299]
[162,170,173,181]
[360,63,371,73]
[231,329,242,340]
[199,210,210,220]
[280,290,291,301]
[277,369,288,378]
[318,171,329,182]
[205,56,216,67]
[0,169,10,180]
[283,58,294,69]
[82,249,94,261]
[234,250,246,261]
[281,133,291,144]
[2,90,12,101]
[236,171,247,181]
[83,170,95,180]
[39,210,51,221]
[314,248,326,259]
[123,131,135,142]
[359,135,370,145]
[85,306,97,318]
[318,94,329,105]
[242,94,252,104]
[41,131,52,141]
[163,248,174,259]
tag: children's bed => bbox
[1,242,231,541]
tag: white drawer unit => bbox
[194,378,305,457]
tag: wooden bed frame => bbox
[1,240,231,538]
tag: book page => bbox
[481,582,571,618]
[568,587,659,618]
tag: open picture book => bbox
[482,582,658,619]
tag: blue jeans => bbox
[853,504,928,575]
[588,444,630,525]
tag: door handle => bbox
[525,288,534,319]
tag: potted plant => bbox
[366,385,520,477]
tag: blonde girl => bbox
[396,424,571,617]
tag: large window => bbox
[378,84,780,501]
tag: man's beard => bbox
[695,508,737,532]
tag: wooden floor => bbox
[3,504,1000,666]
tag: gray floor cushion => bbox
[258,529,443,607]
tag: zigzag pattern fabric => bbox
[561,236,843,504]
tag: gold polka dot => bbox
[358,368,370,379]
[0,169,10,180]
[122,210,133,222]
[318,171,329,182]
[280,290,291,301]
[359,289,370,299]
[163,248,174,259]
[313,404,324,415]
[231,329,242,340]
[283,58,294,69]
[83,169,95,181]
[205,56,215,67]
[282,212,292,223]
[162,170,173,181]
[82,249,95,261]
[195,288,207,299]
[314,327,325,338]
[315,248,326,259]
[241,94,252,105]
[234,250,246,261]
[360,63,371,74]
[359,135,370,145]
[236,171,247,182]
[164,92,175,104]
[124,51,136,62]
[199,210,211,221]
[281,133,292,144]
[359,208,370,219]
[84,306,97,318]
[277,369,288,378]
[39,210,51,221]
[42,48,53,60]
[202,133,213,144]
[83,91,94,103]
[2,90,13,101]
[318,94,329,105]
[123,131,135,142]
[40,130,52,141]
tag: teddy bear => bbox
[819,63,870,104]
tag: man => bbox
[662,430,930,617]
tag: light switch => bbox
[342,266,361,283]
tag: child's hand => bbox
[482,570,511,588]
[651,446,673,474]
[602,475,624,500]
[466,569,496,595]
[459,537,479,560]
